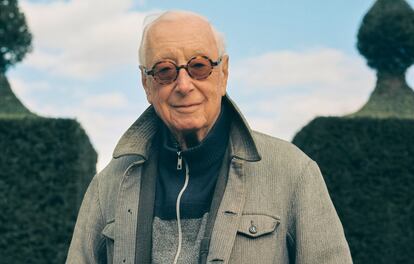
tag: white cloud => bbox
[8,77,54,112]
[251,92,369,140]
[20,0,154,79]
[9,76,52,94]
[229,48,377,141]
[80,92,131,110]
[231,48,374,90]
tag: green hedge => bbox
[292,117,414,264]
[0,117,97,263]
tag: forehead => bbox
[145,17,219,65]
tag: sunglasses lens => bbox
[149,56,216,84]
[188,57,212,79]
[153,61,177,84]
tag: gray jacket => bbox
[67,96,353,264]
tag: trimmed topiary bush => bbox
[293,117,414,264]
[352,0,414,119]
[1,1,97,261]
[0,116,97,263]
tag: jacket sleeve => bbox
[66,176,107,264]
[291,160,353,264]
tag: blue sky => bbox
[8,0,414,170]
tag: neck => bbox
[170,104,225,150]
[160,101,231,172]
[173,108,223,151]
[177,131,201,150]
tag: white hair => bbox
[138,10,226,66]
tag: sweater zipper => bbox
[177,151,183,170]
[173,151,190,264]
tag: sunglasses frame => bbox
[141,55,222,85]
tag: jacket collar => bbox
[113,95,261,162]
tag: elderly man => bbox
[67,10,352,264]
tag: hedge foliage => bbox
[292,117,414,264]
[0,116,97,263]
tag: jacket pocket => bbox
[102,221,115,264]
[237,214,280,238]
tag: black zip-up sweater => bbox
[152,102,231,263]
[154,102,230,220]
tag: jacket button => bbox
[249,224,257,234]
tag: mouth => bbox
[172,102,202,112]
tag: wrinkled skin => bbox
[141,14,229,149]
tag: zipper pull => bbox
[177,151,183,170]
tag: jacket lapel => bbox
[207,156,246,263]
[206,96,262,262]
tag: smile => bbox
[172,103,202,112]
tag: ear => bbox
[140,67,153,104]
[219,55,229,96]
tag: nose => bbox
[175,67,194,95]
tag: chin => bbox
[172,119,206,135]
[175,124,204,134]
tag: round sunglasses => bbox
[141,56,222,85]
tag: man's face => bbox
[141,16,229,143]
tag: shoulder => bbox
[241,131,323,226]
[90,155,144,221]
[251,130,313,169]
[96,155,141,180]
[94,155,144,190]
[246,130,318,193]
